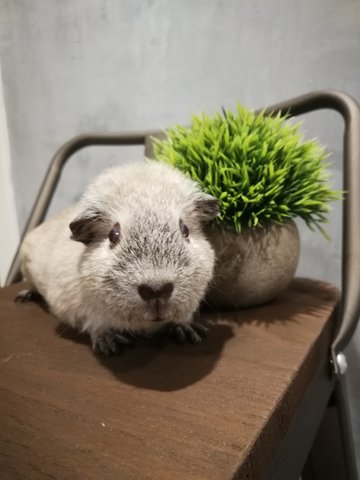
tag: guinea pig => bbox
[18,160,219,355]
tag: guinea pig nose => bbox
[138,282,174,301]
[158,282,174,299]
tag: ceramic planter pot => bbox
[206,220,300,309]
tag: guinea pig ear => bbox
[69,211,108,244]
[193,193,220,222]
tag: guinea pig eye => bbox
[109,222,121,246]
[179,219,189,239]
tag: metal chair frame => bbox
[5,90,360,478]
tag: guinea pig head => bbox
[69,192,219,331]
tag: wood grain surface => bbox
[0,279,339,480]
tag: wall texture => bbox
[1,0,359,468]
[0,62,19,283]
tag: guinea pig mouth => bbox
[152,316,164,323]
[147,298,168,323]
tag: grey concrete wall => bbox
[1,0,360,469]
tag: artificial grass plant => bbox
[153,104,340,236]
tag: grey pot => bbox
[206,220,300,309]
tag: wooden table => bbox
[0,279,339,480]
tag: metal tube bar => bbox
[334,375,359,479]
[259,90,360,374]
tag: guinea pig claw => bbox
[172,325,187,344]
[168,322,208,345]
[191,322,209,336]
[93,329,135,356]
[182,323,204,344]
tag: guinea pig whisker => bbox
[207,285,239,309]
[57,324,73,337]
[200,297,218,313]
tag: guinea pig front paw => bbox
[93,329,134,355]
[167,322,208,345]
[15,289,46,304]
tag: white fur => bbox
[20,161,216,347]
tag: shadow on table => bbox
[56,319,234,392]
[55,277,338,392]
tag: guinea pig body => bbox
[19,161,219,354]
